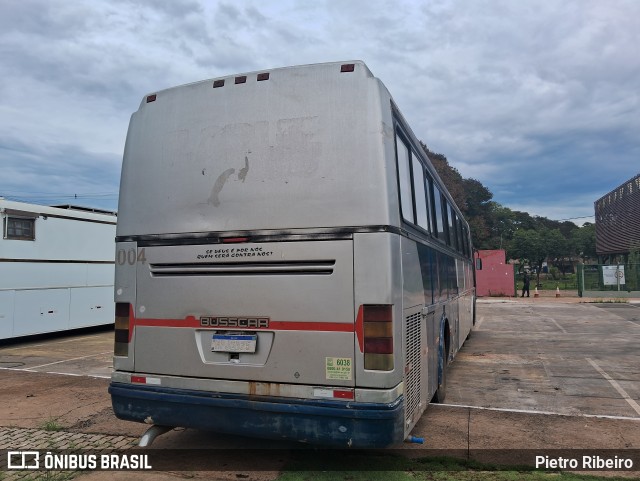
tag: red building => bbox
[474,249,515,297]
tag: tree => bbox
[420,142,467,212]
[488,203,516,250]
[546,229,570,275]
[509,228,567,286]
[626,244,640,291]
[461,178,494,248]
[417,137,582,257]
[462,178,493,217]
[570,223,597,262]
[510,229,542,274]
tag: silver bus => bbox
[110,61,475,448]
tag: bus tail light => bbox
[363,305,394,371]
[114,303,131,356]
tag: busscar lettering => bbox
[201,317,270,328]
[197,247,274,259]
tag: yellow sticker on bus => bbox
[326,357,352,381]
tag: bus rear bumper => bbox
[109,382,404,448]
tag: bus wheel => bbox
[433,343,448,403]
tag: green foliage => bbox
[625,245,640,290]
[40,417,63,432]
[571,223,597,261]
[420,141,596,265]
[276,453,625,481]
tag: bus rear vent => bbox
[405,311,422,425]
[149,260,335,277]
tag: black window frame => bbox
[4,216,36,241]
[394,131,415,224]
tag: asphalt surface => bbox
[1,297,639,478]
[446,299,640,419]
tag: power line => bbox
[554,215,594,222]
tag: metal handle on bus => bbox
[422,305,437,317]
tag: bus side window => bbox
[411,156,429,231]
[396,134,414,222]
[432,184,445,242]
[441,198,451,245]
[418,244,434,305]
[424,174,433,234]
[449,206,458,251]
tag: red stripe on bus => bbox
[132,315,354,333]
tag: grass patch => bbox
[275,453,633,481]
[40,417,63,432]
[15,472,77,481]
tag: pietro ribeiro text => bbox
[536,455,633,470]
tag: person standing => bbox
[522,272,531,298]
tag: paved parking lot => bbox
[0,327,113,379]
[446,299,640,419]
[0,298,639,468]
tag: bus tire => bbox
[433,341,448,404]
[472,296,477,326]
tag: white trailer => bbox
[0,199,116,339]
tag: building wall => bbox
[474,249,515,297]
[595,173,640,260]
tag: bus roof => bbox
[117,61,397,237]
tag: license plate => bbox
[211,334,257,353]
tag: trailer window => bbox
[4,217,35,240]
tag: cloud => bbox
[0,136,120,209]
[0,0,638,221]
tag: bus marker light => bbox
[257,73,270,81]
[221,237,250,244]
[146,94,156,103]
[213,79,225,88]
[235,76,247,84]
[340,64,355,72]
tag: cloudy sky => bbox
[1,0,638,225]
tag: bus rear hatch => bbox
[130,238,355,388]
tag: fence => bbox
[577,263,640,297]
